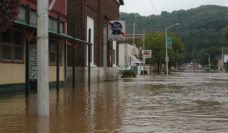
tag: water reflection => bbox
[37,117,49,133]
[0,73,228,132]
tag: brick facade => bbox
[67,0,122,67]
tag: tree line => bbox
[120,5,228,68]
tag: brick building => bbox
[67,0,124,81]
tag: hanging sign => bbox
[108,20,125,41]
[142,50,152,58]
[29,44,38,80]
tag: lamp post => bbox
[132,15,136,45]
[205,54,211,70]
[165,23,180,75]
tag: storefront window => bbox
[49,41,62,65]
[1,29,24,63]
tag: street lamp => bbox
[205,54,211,70]
[133,14,136,45]
[165,23,180,75]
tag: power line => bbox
[149,0,159,15]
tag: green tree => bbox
[221,25,228,40]
[121,5,228,62]
[196,47,222,68]
[142,32,185,73]
[0,0,20,32]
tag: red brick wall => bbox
[67,0,121,67]
[20,0,67,19]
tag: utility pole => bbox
[132,22,135,45]
[165,27,168,75]
[208,55,211,70]
[165,23,180,76]
[37,0,49,117]
[176,50,178,72]
[222,47,224,63]
[222,47,224,72]
[132,15,136,45]
[143,29,145,75]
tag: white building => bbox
[118,43,142,67]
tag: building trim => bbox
[0,81,64,93]
[119,0,124,5]
[15,20,90,45]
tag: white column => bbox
[103,24,108,67]
[124,43,128,67]
[165,28,169,75]
[37,0,49,117]
[113,41,117,66]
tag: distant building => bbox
[118,43,142,67]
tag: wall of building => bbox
[118,43,140,66]
[67,66,119,84]
[0,65,65,85]
[0,64,25,85]
[67,0,122,82]
[119,44,126,66]
[0,0,67,88]
[67,0,121,67]
[0,41,65,85]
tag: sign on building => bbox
[142,50,152,58]
[224,54,228,63]
[108,20,125,41]
[29,44,37,80]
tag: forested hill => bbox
[120,5,228,62]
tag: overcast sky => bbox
[120,0,228,16]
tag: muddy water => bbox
[0,73,228,133]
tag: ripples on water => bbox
[0,73,228,133]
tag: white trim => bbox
[86,16,96,67]
[113,41,117,66]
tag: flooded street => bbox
[0,73,228,133]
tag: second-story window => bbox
[49,41,62,65]
[1,28,24,63]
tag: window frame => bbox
[49,40,62,66]
[0,28,25,64]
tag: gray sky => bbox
[120,0,228,16]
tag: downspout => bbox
[25,4,30,96]
[98,0,101,66]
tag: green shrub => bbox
[141,70,148,75]
[122,70,136,78]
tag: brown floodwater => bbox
[0,73,228,133]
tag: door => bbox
[86,16,95,66]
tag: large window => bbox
[49,17,64,33]
[1,29,24,63]
[17,7,26,21]
[49,41,62,65]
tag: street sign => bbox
[167,36,172,49]
[224,54,228,63]
[108,20,125,41]
[142,50,152,58]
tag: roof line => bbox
[119,0,124,5]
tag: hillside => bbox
[120,5,228,62]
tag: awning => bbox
[14,20,89,45]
